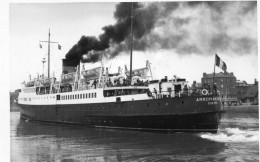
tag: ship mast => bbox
[129,3,134,85]
[48,30,50,78]
[39,29,59,78]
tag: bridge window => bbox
[80,94,82,99]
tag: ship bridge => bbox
[103,86,149,97]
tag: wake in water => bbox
[200,127,259,143]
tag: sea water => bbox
[10,111,259,162]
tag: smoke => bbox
[65,1,257,65]
[143,1,257,55]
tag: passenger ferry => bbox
[17,3,224,132]
[18,63,224,132]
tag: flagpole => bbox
[213,53,216,94]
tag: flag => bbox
[215,54,227,72]
[39,44,42,48]
[58,44,61,50]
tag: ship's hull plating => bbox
[19,95,224,132]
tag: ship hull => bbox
[18,95,224,132]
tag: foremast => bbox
[39,29,59,78]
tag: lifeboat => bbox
[25,81,35,87]
[62,72,76,83]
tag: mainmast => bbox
[129,3,134,85]
[48,29,50,78]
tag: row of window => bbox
[22,88,36,93]
[20,92,97,102]
[20,96,55,101]
[203,78,235,83]
[60,93,97,100]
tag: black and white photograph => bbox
[7,1,258,161]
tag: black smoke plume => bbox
[65,2,180,65]
[65,1,257,66]
[65,3,142,65]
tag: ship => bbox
[17,4,225,133]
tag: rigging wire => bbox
[136,6,156,80]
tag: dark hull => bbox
[19,95,224,132]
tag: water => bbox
[10,111,259,162]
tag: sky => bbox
[1,1,259,160]
[9,1,258,91]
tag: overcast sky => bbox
[9,1,258,91]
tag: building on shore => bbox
[201,72,238,105]
[236,80,251,103]
[241,79,258,105]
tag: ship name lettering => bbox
[196,97,219,102]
